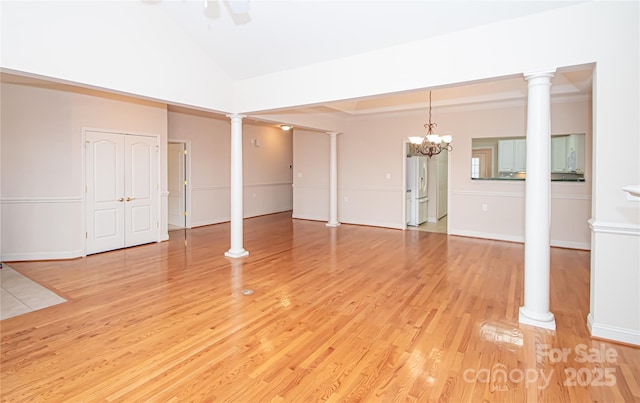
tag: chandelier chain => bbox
[409,90,453,158]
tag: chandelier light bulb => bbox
[407,90,453,158]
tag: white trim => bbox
[451,190,591,200]
[191,218,230,228]
[452,190,524,198]
[2,249,84,261]
[245,182,293,188]
[83,126,160,138]
[340,218,404,230]
[292,214,328,222]
[550,239,590,250]
[588,219,640,236]
[551,193,591,200]
[588,313,640,346]
[449,229,590,250]
[344,93,590,118]
[291,185,327,191]
[402,139,408,231]
[450,229,524,243]
[339,187,402,193]
[192,185,229,192]
[519,308,556,331]
[168,139,192,229]
[160,191,170,197]
[244,208,292,219]
[0,196,82,204]
[192,183,293,192]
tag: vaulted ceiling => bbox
[2,1,593,120]
[150,0,591,117]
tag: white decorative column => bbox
[326,132,341,227]
[225,114,249,258]
[519,71,556,330]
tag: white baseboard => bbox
[449,229,590,250]
[2,249,83,262]
[340,218,404,230]
[191,218,229,228]
[588,313,640,346]
[550,239,590,250]
[292,214,328,222]
[449,229,523,243]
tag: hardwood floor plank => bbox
[1,212,638,402]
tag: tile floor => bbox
[0,264,66,320]
[407,215,448,233]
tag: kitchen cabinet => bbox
[551,134,585,173]
[498,139,526,173]
[551,136,567,172]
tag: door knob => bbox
[117,197,124,202]
[126,197,135,202]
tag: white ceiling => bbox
[153,1,584,80]
[150,0,591,117]
[2,1,593,119]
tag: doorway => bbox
[471,148,493,179]
[403,141,449,234]
[168,141,191,231]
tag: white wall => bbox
[168,111,293,227]
[242,123,293,218]
[292,130,330,222]
[0,1,232,112]
[1,82,168,260]
[168,111,231,227]
[322,98,592,246]
[445,99,592,249]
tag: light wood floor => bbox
[1,212,638,402]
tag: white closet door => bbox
[86,131,158,255]
[86,131,126,254]
[124,135,158,248]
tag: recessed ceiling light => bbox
[280,125,293,131]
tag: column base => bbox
[519,306,556,330]
[225,249,249,258]
[326,222,341,228]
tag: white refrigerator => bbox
[406,156,428,226]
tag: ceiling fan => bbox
[204,0,251,24]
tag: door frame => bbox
[82,127,162,256]
[402,140,409,230]
[168,139,192,229]
[401,139,451,234]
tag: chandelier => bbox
[408,91,453,157]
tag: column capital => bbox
[226,113,247,120]
[326,131,341,136]
[524,69,556,81]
